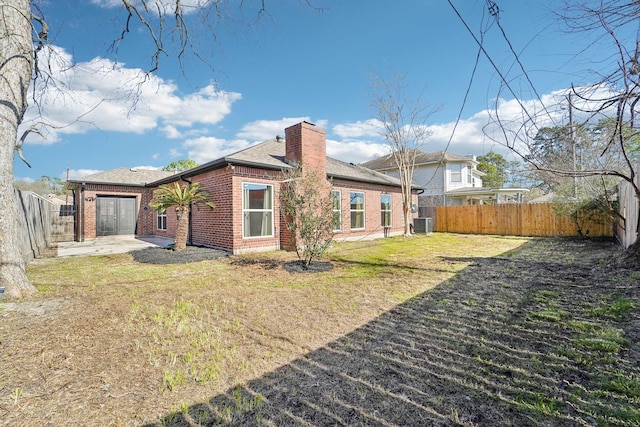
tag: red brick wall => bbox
[190,167,235,251]
[331,179,418,240]
[150,205,177,240]
[74,184,153,240]
[156,166,286,254]
[231,167,284,254]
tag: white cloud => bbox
[326,139,388,164]
[65,168,103,180]
[132,165,161,171]
[325,84,621,164]
[168,148,183,158]
[332,119,383,139]
[21,45,241,145]
[164,85,242,127]
[161,125,182,139]
[235,117,329,141]
[237,117,312,141]
[90,0,211,14]
[182,137,251,164]
[179,82,617,170]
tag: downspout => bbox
[80,183,86,242]
[442,164,447,206]
[180,175,193,244]
[417,188,424,217]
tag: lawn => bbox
[0,234,638,426]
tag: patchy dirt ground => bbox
[1,236,638,426]
[131,246,229,265]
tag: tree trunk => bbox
[174,206,190,251]
[401,164,413,237]
[0,1,38,299]
[403,202,411,236]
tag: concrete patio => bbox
[56,235,174,257]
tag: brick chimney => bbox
[284,121,326,178]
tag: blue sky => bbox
[15,0,613,181]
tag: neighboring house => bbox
[67,121,418,254]
[360,150,528,206]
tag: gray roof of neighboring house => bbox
[528,192,555,204]
[360,150,476,171]
[446,187,530,196]
[69,168,175,186]
[69,139,411,189]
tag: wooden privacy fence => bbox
[16,190,75,264]
[16,189,53,263]
[434,203,613,238]
[616,163,639,248]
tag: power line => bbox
[485,0,553,120]
[446,0,536,126]
[422,2,491,192]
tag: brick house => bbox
[68,121,419,254]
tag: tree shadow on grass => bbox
[145,238,639,426]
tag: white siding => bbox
[446,163,468,192]
[413,164,444,196]
[380,159,483,206]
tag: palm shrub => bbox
[150,182,215,251]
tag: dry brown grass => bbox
[0,234,638,426]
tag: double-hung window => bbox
[451,163,462,182]
[350,192,365,229]
[332,190,342,231]
[156,212,167,230]
[242,183,273,238]
[380,194,392,227]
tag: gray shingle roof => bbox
[71,139,412,189]
[71,168,175,186]
[360,150,475,171]
[226,138,406,187]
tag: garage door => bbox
[96,197,137,236]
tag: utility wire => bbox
[421,3,490,192]
[485,0,553,120]
[447,0,536,126]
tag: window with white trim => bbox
[242,183,274,238]
[156,212,167,230]
[451,163,462,182]
[332,190,342,231]
[380,194,392,227]
[350,192,365,229]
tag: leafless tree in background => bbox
[372,74,438,236]
[481,1,640,253]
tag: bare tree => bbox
[1,1,39,298]
[479,1,640,251]
[371,74,437,236]
[0,1,322,299]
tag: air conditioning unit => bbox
[413,217,433,234]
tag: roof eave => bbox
[67,180,148,187]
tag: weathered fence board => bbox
[433,203,613,237]
[616,164,639,248]
[52,203,75,242]
[16,189,53,263]
[15,190,76,264]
